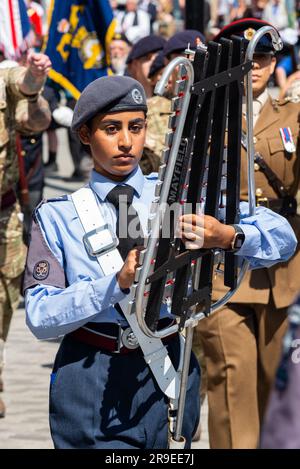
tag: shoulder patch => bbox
[23,217,66,293]
[33,260,50,280]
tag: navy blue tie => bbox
[106,185,143,260]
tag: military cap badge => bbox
[131,88,143,104]
[244,28,256,41]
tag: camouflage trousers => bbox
[0,202,26,383]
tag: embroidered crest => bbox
[33,261,50,280]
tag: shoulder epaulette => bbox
[44,195,69,203]
[283,96,300,104]
[145,172,158,180]
[271,98,293,113]
[274,97,298,107]
[33,195,69,219]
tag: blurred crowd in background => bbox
[0,1,299,292]
[0,1,299,220]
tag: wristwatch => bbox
[228,224,245,252]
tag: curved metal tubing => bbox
[135,57,194,338]
[211,25,282,314]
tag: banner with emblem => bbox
[44,0,116,99]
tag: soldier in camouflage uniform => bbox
[141,93,171,174]
[141,50,171,175]
[126,36,166,175]
[0,52,51,417]
[141,31,206,176]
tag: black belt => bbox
[69,318,177,354]
[257,195,297,217]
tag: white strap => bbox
[71,186,180,399]
[72,187,123,275]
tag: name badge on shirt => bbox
[279,127,296,153]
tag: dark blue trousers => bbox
[49,334,200,449]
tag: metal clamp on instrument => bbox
[83,224,118,257]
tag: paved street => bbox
[0,304,209,449]
[0,128,209,449]
[0,305,58,448]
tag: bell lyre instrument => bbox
[120,26,282,448]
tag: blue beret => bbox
[214,18,279,54]
[126,34,166,64]
[163,30,206,58]
[71,76,148,131]
[148,50,165,78]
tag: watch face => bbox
[234,232,245,249]
[235,236,244,249]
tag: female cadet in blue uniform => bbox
[23,76,297,449]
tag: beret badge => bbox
[131,88,143,104]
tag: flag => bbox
[27,2,45,37]
[0,0,34,59]
[44,0,116,99]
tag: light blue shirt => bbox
[25,167,297,339]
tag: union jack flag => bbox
[0,0,34,59]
